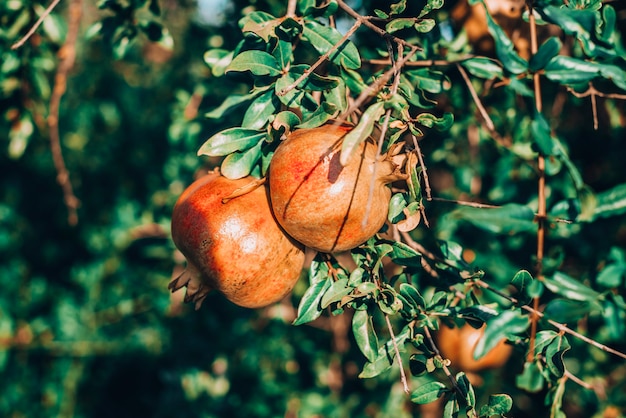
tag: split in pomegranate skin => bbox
[268,124,405,253]
[170,171,305,309]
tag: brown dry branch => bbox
[385,313,411,394]
[48,0,83,226]
[456,63,495,132]
[527,0,547,364]
[567,83,626,131]
[277,19,363,97]
[474,279,626,361]
[11,0,62,50]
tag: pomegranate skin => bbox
[170,172,305,309]
[436,323,512,373]
[268,124,398,253]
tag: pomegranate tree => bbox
[170,171,305,309]
[268,124,406,253]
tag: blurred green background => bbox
[1,0,626,417]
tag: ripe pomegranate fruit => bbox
[170,171,305,309]
[268,124,404,253]
[436,323,512,373]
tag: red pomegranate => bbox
[170,171,305,309]
[268,124,404,253]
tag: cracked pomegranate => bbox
[268,124,404,253]
[170,172,305,309]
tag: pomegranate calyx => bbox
[168,263,212,310]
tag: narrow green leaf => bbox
[204,49,233,77]
[302,21,361,69]
[198,128,264,156]
[340,102,384,166]
[516,361,544,392]
[545,335,570,378]
[450,203,536,234]
[544,298,599,323]
[272,38,293,69]
[242,89,277,130]
[293,277,332,325]
[388,193,408,223]
[478,394,513,416]
[529,37,562,72]
[414,19,435,33]
[352,309,379,362]
[590,183,626,221]
[531,112,556,156]
[481,0,528,74]
[597,263,626,288]
[411,381,447,404]
[204,91,261,119]
[399,283,425,308]
[511,269,533,291]
[543,271,600,302]
[473,310,527,360]
[297,102,339,129]
[456,372,475,408]
[388,241,422,267]
[320,278,352,308]
[220,140,263,179]
[461,57,504,79]
[226,50,281,76]
[385,18,415,34]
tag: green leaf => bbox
[297,102,339,129]
[544,334,570,378]
[388,241,422,267]
[242,89,277,130]
[529,37,562,72]
[545,56,626,90]
[226,50,281,76]
[543,271,600,302]
[516,361,544,393]
[385,18,415,34]
[590,183,626,221]
[340,102,384,166]
[239,11,278,41]
[456,372,475,409]
[473,310,527,360]
[481,0,528,74]
[320,278,352,308]
[198,128,265,156]
[544,298,600,323]
[511,269,533,291]
[220,140,263,179]
[388,193,407,223]
[302,21,361,70]
[531,112,556,156]
[415,112,453,131]
[272,38,293,69]
[352,308,379,362]
[478,394,513,416]
[450,203,536,234]
[205,92,259,119]
[597,263,626,288]
[414,19,435,33]
[399,283,425,309]
[359,326,410,378]
[419,0,444,18]
[293,277,332,325]
[461,57,504,79]
[204,49,234,77]
[411,381,447,404]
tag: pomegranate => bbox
[170,171,305,309]
[268,124,404,253]
[436,323,512,373]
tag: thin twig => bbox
[475,279,626,360]
[48,0,82,225]
[336,0,422,52]
[385,314,411,394]
[11,0,62,50]
[456,63,495,132]
[277,19,362,96]
[410,133,432,201]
